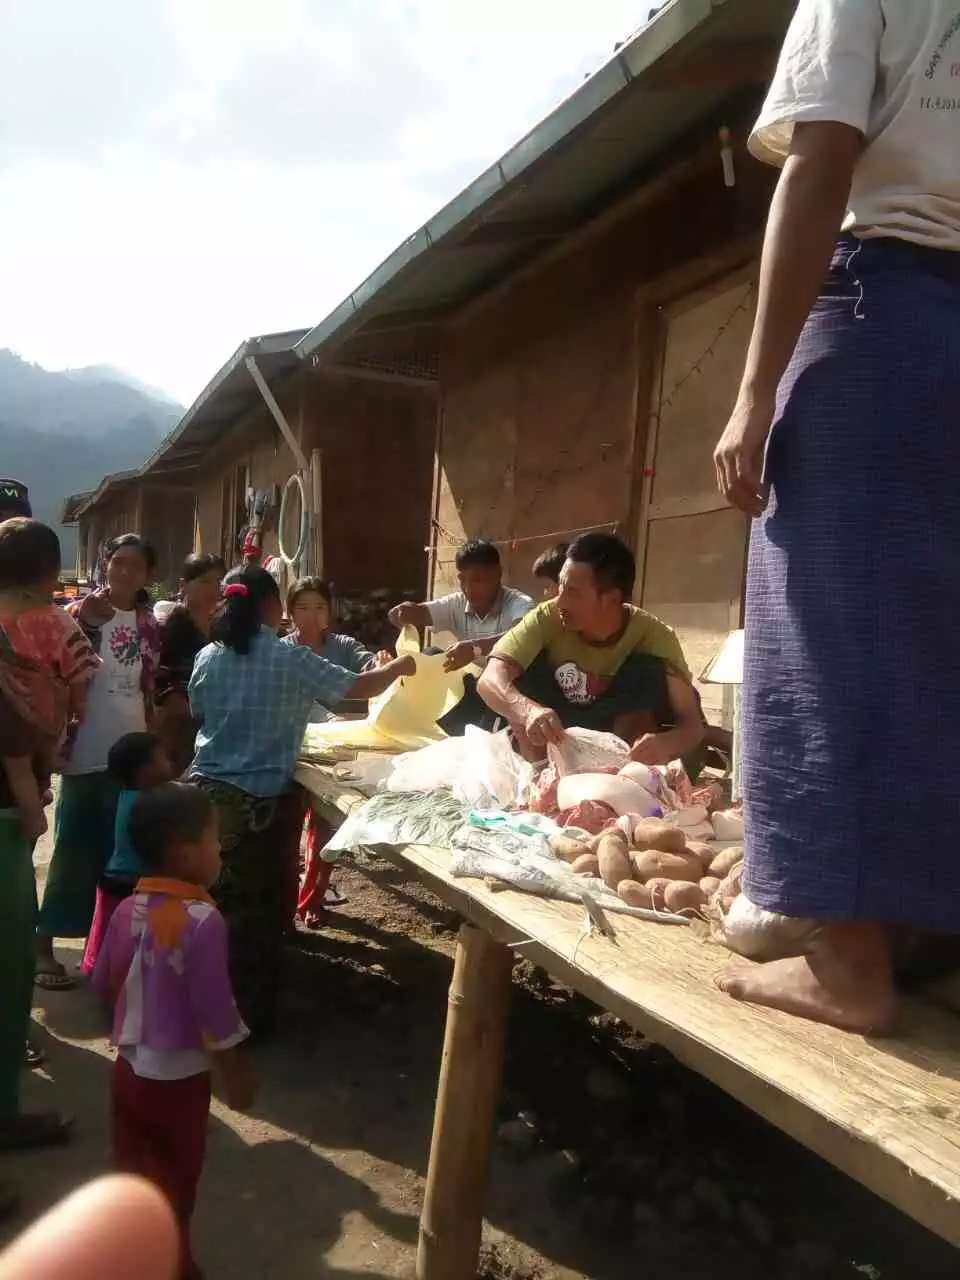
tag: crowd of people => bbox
[0,490,715,1270]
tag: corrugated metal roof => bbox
[64,472,140,523]
[68,330,307,518]
[60,490,94,524]
[297,0,794,363]
[140,329,308,476]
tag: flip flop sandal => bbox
[323,888,349,908]
[0,1111,73,1152]
[34,970,77,991]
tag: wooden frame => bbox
[296,761,960,1277]
[634,259,756,593]
[630,263,758,724]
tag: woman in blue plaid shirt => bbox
[188,566,414,1034]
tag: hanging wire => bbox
[656,283,755,416]
[427,519,619,556]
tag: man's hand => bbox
[442,640,476,673]
[388,603,419,628]
[524,704,565,748]
[629,733,676,767]
[397,654,417,678]
[714,394,775,517]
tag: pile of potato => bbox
[548,820,743,916]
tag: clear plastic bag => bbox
[387,728,531,810]
[717,892,819,962]
[547,728,630,776]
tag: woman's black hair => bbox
[128,782,214,873]
[105,533,158,572]
[104,533,157,607]
[209,565,280,656]
[286,575,333,616]
[181,552,225,583]
[107,732,162,788]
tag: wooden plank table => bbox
[296,759,960,1277]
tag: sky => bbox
[0,0,653,406]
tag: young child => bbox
[93,782,256,1280]
[80,732,173,976]
[0,519,99,839]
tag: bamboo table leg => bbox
[416,923,514,1280]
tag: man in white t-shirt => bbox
[713,1,960,1035]
[750,0,960,253]
[388,539,533,735]
[389,539,533,672]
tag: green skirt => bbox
[37,772,119,938]
[0,813,36,1119]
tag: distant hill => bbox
[0,350,183,563]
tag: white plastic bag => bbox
[332,756,397,792]
[461,726,533,810]
[712,809,745,841]
[387,728,531,810]
[547,728,630,776]
[719,893,818,961]
[387,737,470,793]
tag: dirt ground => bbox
[3,830,958,1279]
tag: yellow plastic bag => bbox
[302,626,478,754]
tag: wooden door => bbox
[636,273,755,727]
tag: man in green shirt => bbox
[478,533,704,767]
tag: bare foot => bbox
[715,922,897,1035]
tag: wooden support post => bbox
[416,924,513,1280]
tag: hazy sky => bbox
[0,1,650,405]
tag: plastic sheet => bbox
[387,727,532,810]
[449,828,687,924]
[322,791,686,923]
[547,728,630,776]
[715,892,819,962]
[302,626,479,753]
[324,788,467,857]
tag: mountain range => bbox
[0,349,183,563]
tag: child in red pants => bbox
[93,782,256,1279]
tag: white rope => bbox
[278,472,309,567]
